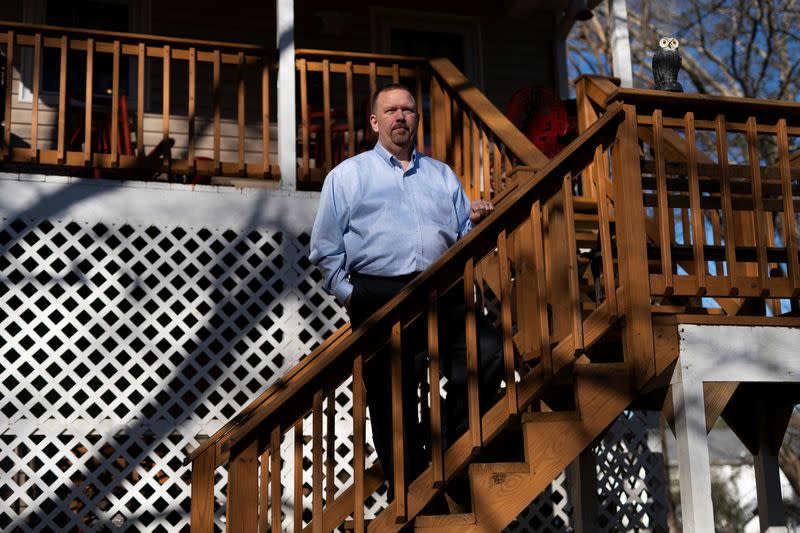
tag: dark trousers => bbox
[349,272,503,498]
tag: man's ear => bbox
[369,114,379,133]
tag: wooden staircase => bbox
[415,363,635,532]
[188,70,800,533]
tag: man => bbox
[309,84,502,498]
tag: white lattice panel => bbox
[595,411,669,532]
[0,213,349,531]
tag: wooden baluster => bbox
[322,59,332,173]
[57,36,68,164]
[31,33,41,161]
[190,447,215,533]
[680,206,691,246]
[685,112,706,295]
[392,63,400,84]
[271,426,282,533]
[766,212,781,316]
[777,118,800,296]
[428,76,439,160]
[137,43,145,158]
[715,115,739,296]
[415,68,424,153]
[237,51,246,176]
[2,31,14,159]
[497,230,519,417]
[226,440,259,532]
[161,44,169,171]
[471,115,480,200]
[493,139,502,196]
[109,39,120,165]
[346,61,355,158]
[464,259,482,453]
[391,320,407,522]
[312,390,324,533]
[711,209,724,278]
[325,390,335,505]
[563,173,585,354]
[452,99,462,178]
[369,61,377,98]
[595,146,617,319]
[482,128,491,201]
[461,110,470,193]
[443,89,452,162]
[188,47,196,173]
[259,445,269,533]
[293,419,304,533]
[433,79,446,161]
[213,49,221,174]
[84,38,94,165]
[262,58,271,177]
[352,356,366,533]
[298,58,309,179]
[653,110,673,295]
[531,201,552,376]
[500,145,509,179]
[747,117,770,295]
[427,289,444,486]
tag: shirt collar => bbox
[374,142,418,169]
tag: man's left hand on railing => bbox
[469,200,494,223]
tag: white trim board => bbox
[675,324,800,383]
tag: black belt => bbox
[350,271,422,283]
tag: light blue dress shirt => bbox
[309,143,473,303]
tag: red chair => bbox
[68,93,133,156]
[505,87,577,158]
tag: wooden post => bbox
[569,449,598,533]
[189,447,216,533]
[2,31,14,159]
[753,397,790,532]
[226,440,259,533]
[612,105,655,386]
[56,36,68,164]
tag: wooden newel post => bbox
[226,439,260,532]
[611,104,655,387]
[190,447,216,533]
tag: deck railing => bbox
[294,49,430,188]
[294,50,548,192]
[0,21,546,191]
[0,21,278,182]
[577,75,800,318]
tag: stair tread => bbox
[469,461,530,475]
[414,512,476,528]
[521,410,579,423]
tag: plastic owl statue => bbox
[653,37,683,92]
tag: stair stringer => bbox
[417,363,635,532]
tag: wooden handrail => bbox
[607,87,800,123]
[295,48,427,63]
[217,102,625,456]
[0,20,273,53]
[428,57,549,170]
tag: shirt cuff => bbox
[333,279,353,305]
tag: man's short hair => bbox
[371,83,416,115]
